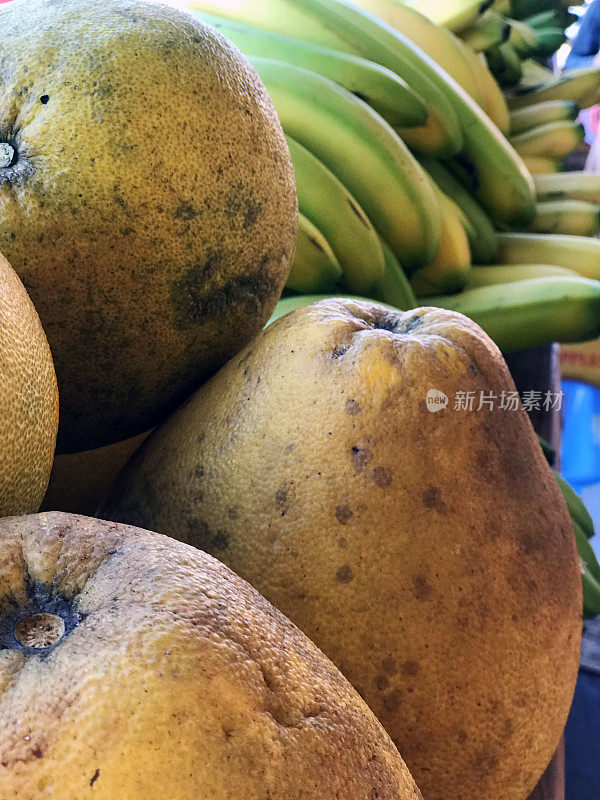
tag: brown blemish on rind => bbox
[375,675,389,691]
[382,657,397,676]
[413,575,432,600]
[275,489,287,507]
[401,660,420,677]
[422,486,446,513]
[382,688,402,713]
[335,505,353,525]
[336,565,354,584]
[90,768,100,787]
[345,399,361,415]
[373,466,392,488]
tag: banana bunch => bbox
[538,439,600,619]
[187,0,600,356]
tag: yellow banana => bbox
[509,120,585,159]
[465,263,577,288]
[348,0,486,108]
[407,0,497,32]
[248,57,441,269]
[521,155,563,174]
[370,238,417,309]
[288,213,342,293]
[497,232,600,280]
[194,12,427,129]
[522,201,600,237]
[507,66,600,110]
[533,172,600,204]
[456,38,510,133]
[286,135,385,292]
[191,0,463,157]
[510,100,580,135]
[410,182,472,296]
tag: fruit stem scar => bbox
[15,612,65,649]
[0,142,15,169]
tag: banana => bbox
[247,57,441,270]
[581,560,600,619]
[485,42,523,87]
[460,10,511,51]
[510,100,580,134]
[521,155,563,174]
[348,0,486,108]
[305,0,535,225]
[419,156,498,263]
[287,213,343,294]
[405,0,496,32]
[507,66,600,110]
[285,214,342,293]
[573,518,600,585]
[370,238,417,309]
[522,200,600,237]
[506,16,540,56]
[458,40,511,133]
[425,275,600,351]
[533,172,600,204]
[195,0,535,224]
[191,0,464,158]
[497,232,600,280]
[517,57,556,91]
[555,473,595,540]
[410,183,472,297]
[465,262,576,288]
[525,9,566,30]
[194,12,427,129]
[532,27,567,58]
[286,135,385,293]
[509,120,584,159]
[509,0,548,19]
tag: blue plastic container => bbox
[561,379,600,493]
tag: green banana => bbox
[533,172,600,204]
[465,263,576,287]
[525,9,568,30]
[248,57,441,270]
[460,10,511,51]
[287,213,342,294]
[302,0,535,226]
[532,27,566,58]
[497,232,600,281]
[573,519,600,618]
[509,0,554,20]
[370,238,417,310]
[510,100,580,135]
[425,275,600,351]
[286,135,385,293]
[537,434,556,464]
[522,200,600,238]
[249,58,441,269]
[581,562,600,619]
[194,12,427,129]
[485,42,523,87]
[509,120,584,159]
[419,156,498,263]
[555,473,595,541]
[507,67,600,110]
[191,0,464,157]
